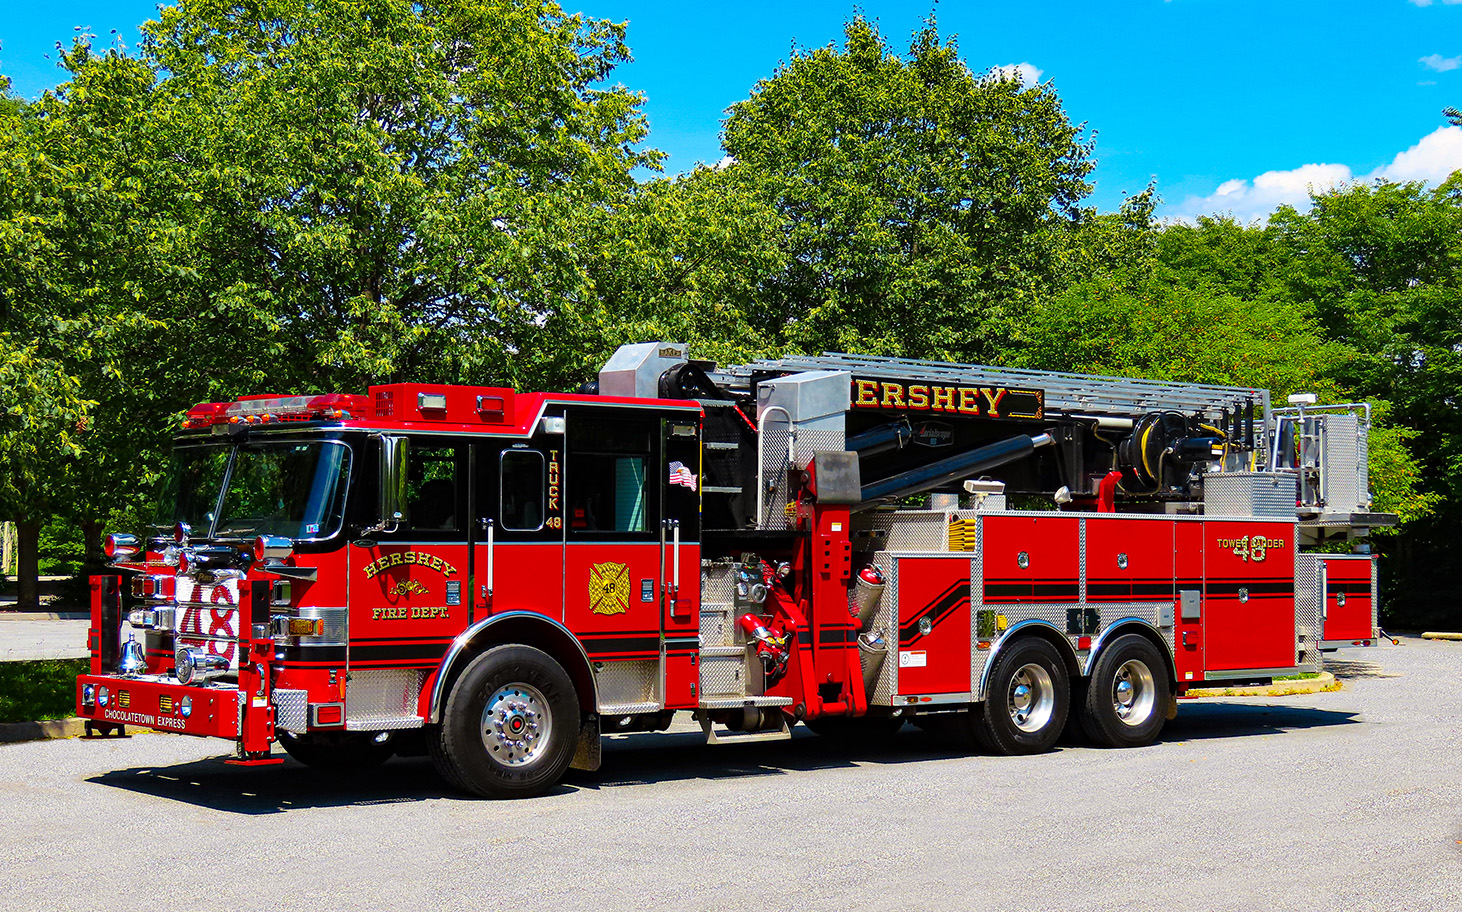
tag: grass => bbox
[0,659,87,724]
[1274,672,1323,681]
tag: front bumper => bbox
[77,674,244,739]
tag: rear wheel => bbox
[431,644,579,799]
[278,730,395,770]
[1080,634,1169,748]
[974,637,1070,755]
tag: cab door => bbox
[472,438,564,623]
[348,438,471,674]
[562,408,666,708]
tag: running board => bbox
[697,711,792,745]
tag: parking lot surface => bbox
[0,638,1457,911]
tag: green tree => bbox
[720,16,1099,362]
[0,0,660,604]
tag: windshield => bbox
[152,441,352,540]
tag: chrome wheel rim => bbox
[1006,662,1055,732]
[1112,659,1156,727]
[480,683,551,767]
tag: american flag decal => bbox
[669,461,697,491]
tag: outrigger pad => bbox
[811,451,861,505]
[81,721,130,739]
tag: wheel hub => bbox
[481,684,552,767]
[1112,659,1156,726]
[1006,663,1055,732]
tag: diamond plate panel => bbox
[1322,414,1361,514]
[970,520,989,689]
[700,654,750,698]
[701,562,736,605]
[1204,472,1298,518]
[855,510,949,552]
[758,421,793,530]
[594,659,658,709]
[869,551,898,705]
[1295,553,1322,670]
[345,669,423,723]
[1371,558,1379,635]
[272,688,309,734]
[700,607,734,647]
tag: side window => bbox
[500,449,546,532]
[405,443,463,537]
[567,414,655,536]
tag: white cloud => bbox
[988,62,1043,88]
[1410,0,1462,6]
[1170,126,1462,223]
[1173,163,1352,223]
[1420,53,1461,71]
[1370,125,1462,182]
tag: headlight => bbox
[98,686,110,707]
[128,608,156,628]
[82,684,95,706]
[179,696,193,718]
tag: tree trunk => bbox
[80,518,105,574]
[16,520,40,611]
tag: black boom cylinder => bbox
[858,433,1054,505]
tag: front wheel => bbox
[974,637,1070,755]
[431,644,579,799]
[1080,634,1170,748]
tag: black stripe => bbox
[1132,582,1176,597]
[664,637,699,650]
[579,635,660,656]
[1328,583,1371,594]
[350,642,449,662]
[1032,582,1079,599]
[818,628,858,646]
[983,583,1029,600]
[1087,582,1131,598]
[1205,581,1293,596]
[797,630,813,645]
[277,646,347,663]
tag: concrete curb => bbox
[0,718,86,744]
[1421,632,1462,641]
[1183,671,1339,698]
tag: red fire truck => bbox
[78,342,1391,797]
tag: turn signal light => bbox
[271,616,324,637]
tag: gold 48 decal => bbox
[1216,534,1284,562]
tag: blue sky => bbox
[3,1,1459,220]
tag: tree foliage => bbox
[720,17,1098,361]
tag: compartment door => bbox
[895,557,972,696]
[1321,556,1377,644]
[1202,520,1296,672]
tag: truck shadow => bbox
[88,702,1360,813]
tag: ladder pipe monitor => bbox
[856,432,1054,506]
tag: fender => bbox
[427,611,597,724]
[975,619,1081,702]
[1083,616,1176,680]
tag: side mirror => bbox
[364,435,409,534]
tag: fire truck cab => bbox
[79,342,1392,797]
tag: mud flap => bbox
[570,713,601,772]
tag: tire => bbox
[278,730,396,770]
[974,637,1070,755]
[1079,633,1170,748]
[431,644,579,799]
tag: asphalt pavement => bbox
[0,637,1457,911]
